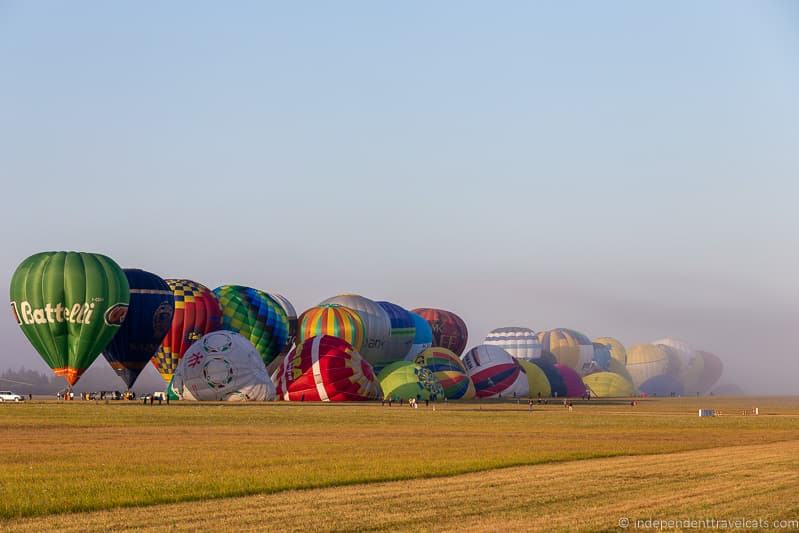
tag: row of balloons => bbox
[9,252,724,399]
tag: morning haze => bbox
[0,1,796,393]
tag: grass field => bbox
[1,397,798,531]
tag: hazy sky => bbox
[1,1,797,393]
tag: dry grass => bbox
[4,439,799,532]
[1,397,798,526]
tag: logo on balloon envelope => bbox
[103,303,129,326]
[11,300,103,326]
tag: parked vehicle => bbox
[0,391,24,402]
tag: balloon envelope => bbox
[213,285,290,368]
[173,330,275,401]
[378,361,444,401]
[412,347,475,400]
[592,337,627,366]
[103,269,174,389]
[516,359,552,398]
[376,301,416,361]
[537,329,594,373]
[10,251,130,386]
[411,308,469,356]
[625,344,672,388]
[639,374,684,397]
[583,372,635,397]
[461,345,528,398]
[405,312,433,360]
[276,335,381,401]
[152,279,222,383]
[297,304,365,351]
[484,327,542,360]
[554,363,587,397]
[269,293,297,357]
[529,358,567,398]
[320,294,392,365]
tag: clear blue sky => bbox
[1,1,797,392]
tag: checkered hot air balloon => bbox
[296,304,365,351]
[152,279,222,383]
[275,335,382,401]
[213,285,290,368]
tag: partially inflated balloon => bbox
[625,344,672,388]
[696,350,723,393]
[640,374,684,396]
[269,293,297,357]
[461,345,527,398]
[213,285,290,368]
[536,329,594,373]
[583,372,635,397]
[297,304,364,351]
[413,347,475,400]
[484,327,542,359]
[516,359,552,398]
[529,359,567,398]
[378,361,444,401]
[172,331,275,401]
[10,252,130,386]
[152,279,222,383]
[276,335,381,401]
[376,301,415,361]
[320,294,392,365]
[592,337,627,366]
[103,269,174,389]
[411,308,468,356]
[554,363,587,397]
[405,312,433,360]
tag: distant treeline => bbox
[0,367,62,394]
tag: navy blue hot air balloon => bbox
[102,269,175,388]
[529,357,567,398]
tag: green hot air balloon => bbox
[10,252,130,386]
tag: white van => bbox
[0,391,24,402]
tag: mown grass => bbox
[1,397,798,521]
[6,440,799,532]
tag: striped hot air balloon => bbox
[296,304,365,351]
[275,335,381,401]
[484,327,542,360]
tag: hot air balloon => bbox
[152,279,222,383]
[275,335,382,401]
[639,374,684,396]
[376,301,415,361]
[625,344,672,388]
[529,358,567,398]
[172,330,275,401]
[516,359,552,398]
[592,337,627,366]
[554,363,587,397]
[296,304,365,351]
[405,312,433,360]
[412,347,475,400]
[103,269,174,389]
[411,308,468,356]
[696,350,723,393]
[583,372,635,397]
[536,329,594,373]
[10,251,130,387]
[268,293,297,355]
[319,294,392,365]
[378,361,444,401]
[461,345,528,398]
[213,285,290,368]
[590,342,612,371]
[484,327,542,360]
